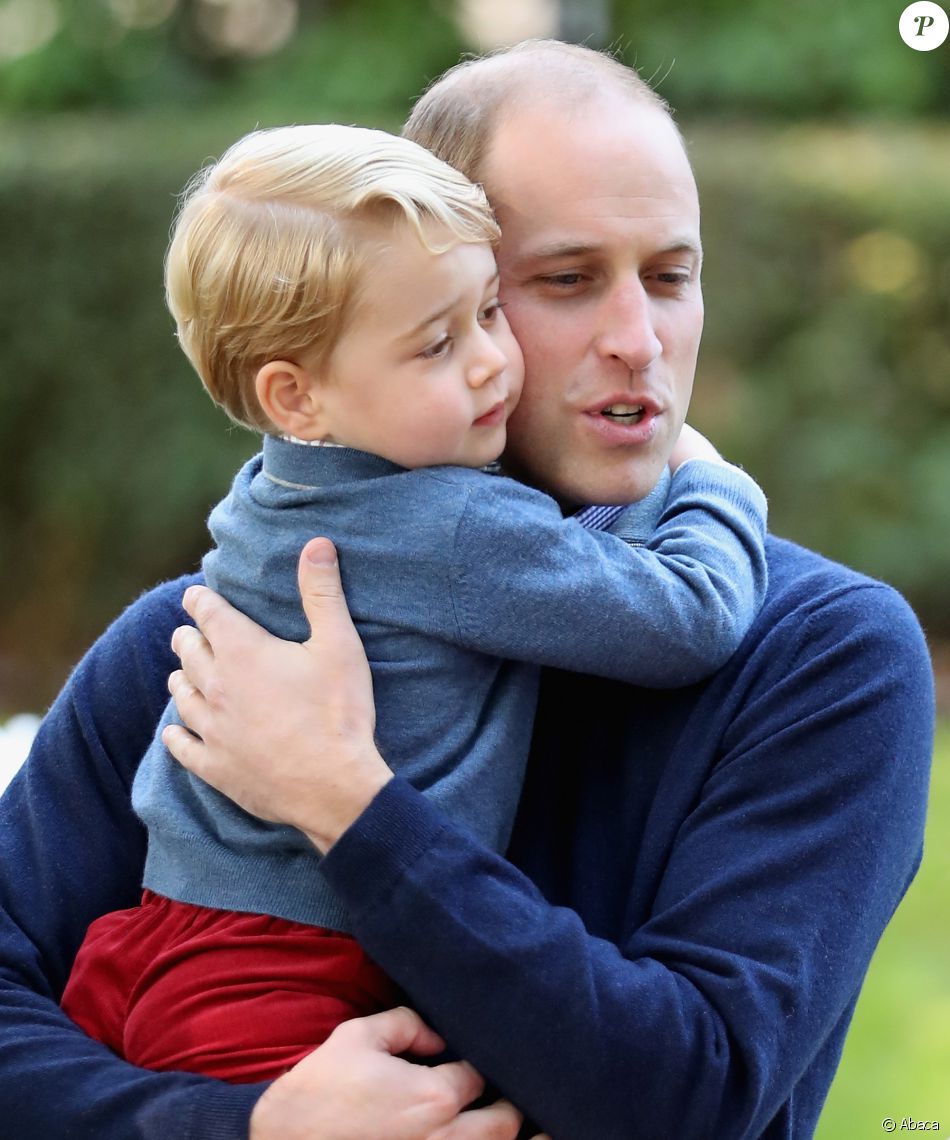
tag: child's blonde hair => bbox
[165,124,500,431]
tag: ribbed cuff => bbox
[321,777,447,923]
[138,1077,266,1140]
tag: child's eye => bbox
[420,335,452,360]
[478,299,505,324]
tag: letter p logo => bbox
[900,2,949,49]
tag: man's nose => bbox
[466,330,509,388]
[596,280,661,373]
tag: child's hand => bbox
[668,423,726,472]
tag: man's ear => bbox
[254,361,329,439]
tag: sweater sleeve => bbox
[0,578,264,1140]
[448,459,767,686]
[319,580,934,1139]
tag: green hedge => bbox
[613,0,950,117]
[689,123,950,627]
[2,114,947,712]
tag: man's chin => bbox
[499,447,669,510]
[541,475,667,514]
[572,465,670,509]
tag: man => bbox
[0,40,934,1140]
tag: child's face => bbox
[314,225,524,469]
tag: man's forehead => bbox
[484,97,696,206]
[484,105,700,264]
[523,234,702,261]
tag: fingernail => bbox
[307,538,337,566]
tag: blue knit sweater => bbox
[0,534,933,1139]
[133,437,768,929]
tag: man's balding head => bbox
[403,39,676,189]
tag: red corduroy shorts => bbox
[61,890,400,1083]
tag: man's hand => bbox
[162,537,392,852]
[250,1006,526,1140]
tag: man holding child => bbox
[0,38,934,1140]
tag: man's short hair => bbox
[166,124,499,432]
[403,39,675,187]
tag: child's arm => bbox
[439,444,767,686]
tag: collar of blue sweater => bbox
[261,434,670,542]
[264,434,404,489]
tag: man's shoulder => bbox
[53,573,206,760]
[125,573,204,631]
[765,534,904,605]
[86,573,204,674]
[758,534,927,662]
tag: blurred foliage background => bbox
[0,1,947,1132]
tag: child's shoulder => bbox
[412,466,565,528]
[417,464,556,509]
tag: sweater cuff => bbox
[321,777,445,921]
[139,1078,266,1140]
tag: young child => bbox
[61,124,768,1083]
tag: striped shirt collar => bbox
[573,468,672,538]
[573,504,626,531]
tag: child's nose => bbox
[467,332,509,388]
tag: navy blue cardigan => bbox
[0,536,934,1138]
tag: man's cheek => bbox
[501,294,548,344]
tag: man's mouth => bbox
[600,403,646,425]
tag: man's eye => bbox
[540,273,585,288]
[420,335,451,360]
[652,271,692,287]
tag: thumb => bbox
[297,537,347,636]
[361,1005,447,1058]
[297,537,373,682]
[297,537,377,739]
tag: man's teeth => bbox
[601,403,645,423]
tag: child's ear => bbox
[254,361,328,439]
